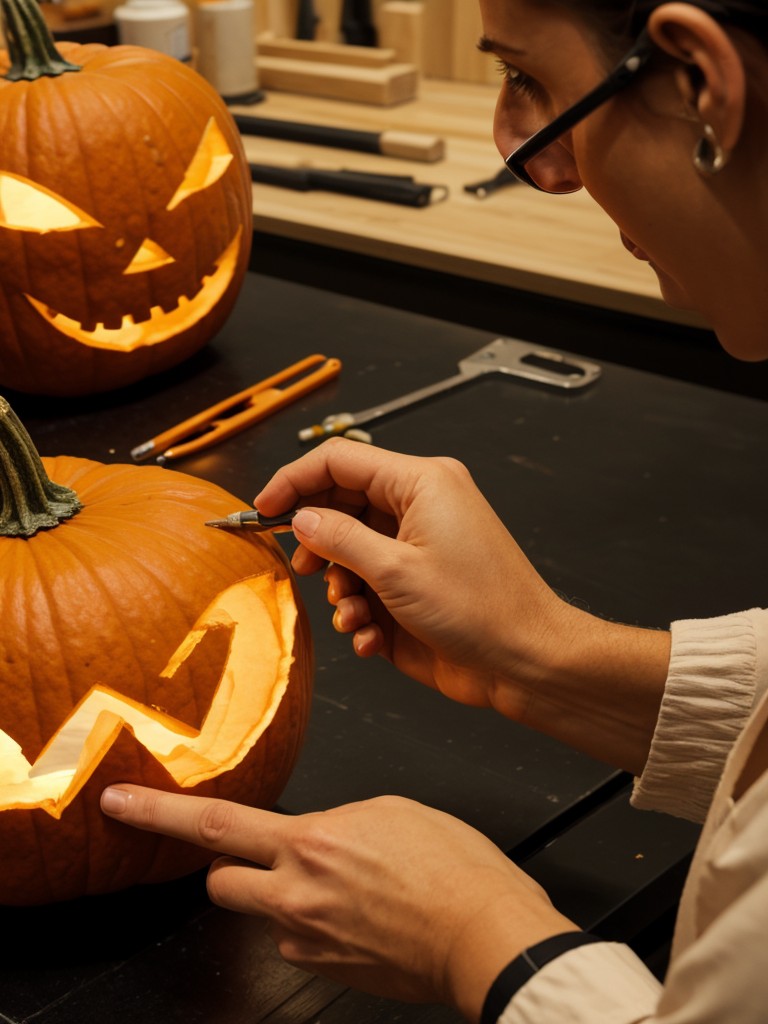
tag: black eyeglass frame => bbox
[504,28,657,193]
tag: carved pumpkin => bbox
[0,397,313,905]
[0,0,253,397]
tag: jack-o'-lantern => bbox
[0,0,253,397]
[0,397,313,905]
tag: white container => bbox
[195,0,259,101]
[114,0,192,63]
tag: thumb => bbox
[292,507,397,587]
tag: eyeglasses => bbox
[505,28,657,194]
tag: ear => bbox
[647,2,746,151]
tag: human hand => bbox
[100,786,576,1020]
[255,438,566,714]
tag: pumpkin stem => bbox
[0,396,82,537]
[0,0,82,81]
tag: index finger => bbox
[254,437,418,518]
[101,785,286,866]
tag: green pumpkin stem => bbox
[0,396,82,537]
[1,0,82,81]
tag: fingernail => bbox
[292,509,321,538]
[101,787,129,814]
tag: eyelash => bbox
[494,59,538,99]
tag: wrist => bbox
[443,886,577,1023]
[480,931,604,1024]
[490,597,670,775]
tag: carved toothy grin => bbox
[24,228,242,352]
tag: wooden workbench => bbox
[234,80,704,327]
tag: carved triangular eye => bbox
[166,118,235,212]
[123,238,175,275]
[0,172,102,233]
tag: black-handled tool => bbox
[206,510,297,531]
[234,114,445,163]
[340,0,377,45]
[464,167,520,199]
[296,0,319,39]
[249,163,447,207]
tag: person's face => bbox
[479,0,768,359]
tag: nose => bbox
[519,141,583,194]
[493,91,583,194]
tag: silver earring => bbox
[693,123,729,175]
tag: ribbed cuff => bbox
[632,611,761,822]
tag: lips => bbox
[23,228,242,353]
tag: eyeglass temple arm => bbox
[508,29,655,167]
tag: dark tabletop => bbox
[2,272,766,1023]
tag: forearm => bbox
[490,599,671,777]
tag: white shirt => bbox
[500,608,768,1024]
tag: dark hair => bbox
[558,0,768,48]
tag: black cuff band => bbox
[480,931,604,1024]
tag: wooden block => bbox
[378,1,424,71]
[451,0,496,83]
[419,0,453,79]
[257,56,419,105]
[254,0,298,37]
[313,0,343,42]
[258,37,397,67]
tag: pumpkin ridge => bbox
[56,81,101,330]
[23,525,121,744]
[27,78,93,322]
[74,76,161,313]
[33,523,206,714]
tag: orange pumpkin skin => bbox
[0,458,312,905]
[0,41,253,397]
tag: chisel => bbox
[234,113,444,162]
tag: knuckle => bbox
[328,514,361,551]
[197,799,237,845]
[433,455,472,481]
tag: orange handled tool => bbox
[131,354,342,463]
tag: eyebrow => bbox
[476,35,528,57]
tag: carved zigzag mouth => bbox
[0,573,296,819]
[23,228,242,352]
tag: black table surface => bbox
[2,272,766,1023]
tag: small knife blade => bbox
[205,510,297,531]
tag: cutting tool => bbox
[205,510,297,531]
[298,337,601,441]
[131,354,341,463]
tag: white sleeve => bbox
[498,786,768,1024]
[498,942,661,1024]
[631,608,768,822]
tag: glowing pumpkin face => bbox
[0,25,253,397]
[0,402,313,905]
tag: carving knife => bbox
[234,113,444,162]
